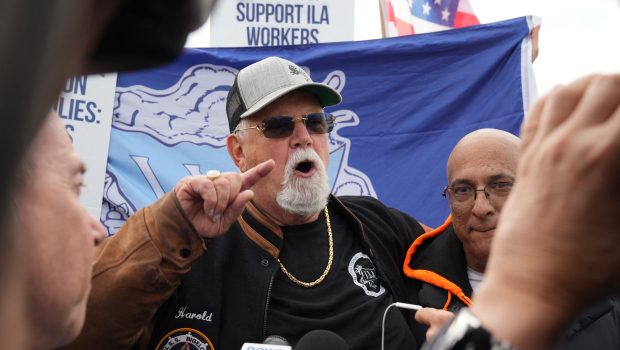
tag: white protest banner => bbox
[210,0,354,47]
[54,73,117,219]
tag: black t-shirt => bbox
[267,205,417,349]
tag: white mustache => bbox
[282,148,325,183]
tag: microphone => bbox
[296,330,349,350]
[240,335,292,350]
[264,335,290,346]
[381,302,422,350]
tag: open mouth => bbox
[294,160,315,175]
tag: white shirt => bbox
[467,266,485,292]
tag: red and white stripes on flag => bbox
[380,0,480,37]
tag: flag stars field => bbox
[442,8,451,21]
[423,2,432,15]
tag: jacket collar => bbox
[238,201,284,260]
[237,195,368,260]
[403,216,473,307]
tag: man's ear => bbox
[227,134,247,172]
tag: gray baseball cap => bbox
[226,56,342,132]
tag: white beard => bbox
[276,148,330,216]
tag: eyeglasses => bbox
[442,181,514,204]
[233,112,336,139]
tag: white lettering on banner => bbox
[132,156,166,198]
[183,164,203,177]
[210,0,354,47]
[175,306,213,322]
[132,159,203,199]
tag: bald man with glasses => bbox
[406,128,620,349]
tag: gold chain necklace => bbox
[276,206,333,288]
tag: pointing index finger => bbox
[240,159,275,191]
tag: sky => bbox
[460,0,620,94]
[187,0,620,96]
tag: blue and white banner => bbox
[102,17,536,234]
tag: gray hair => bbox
[232,118,251,143]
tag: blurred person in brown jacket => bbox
[0,0,216,347]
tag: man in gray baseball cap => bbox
[64,56,427,350]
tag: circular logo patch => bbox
[348,252,386,297]
[155,328,214,350]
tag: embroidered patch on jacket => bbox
[175,306,213,323]
[348,252,386,297]
[155,328,214,350]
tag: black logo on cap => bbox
[288,65,302,75]
[288,65,310,82]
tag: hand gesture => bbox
[173,159,275,239]
[414,307,455,342]
[493,74,620,303]
[472,75,620,350]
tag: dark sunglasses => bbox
[234,112,336,139]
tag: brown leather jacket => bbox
[62,193,205,350]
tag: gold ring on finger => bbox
[206,170,221,181]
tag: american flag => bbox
[380,0,480,36]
